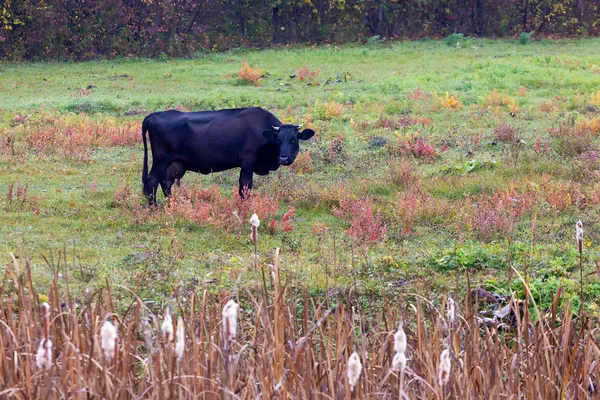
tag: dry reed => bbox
[0,251,598,399]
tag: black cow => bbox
[142,107,315,205]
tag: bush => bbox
[238,61,262,85]
[392,137,438,163]
[494,122,516,142]
[333,196,388,247]
[445,33,465,47]
[296,64,320,81]
[519,31,533,45]
[549,119,597,157]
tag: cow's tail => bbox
[142,116,151,198]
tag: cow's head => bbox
[263,124,315,165]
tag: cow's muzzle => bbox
[279,156,290,165]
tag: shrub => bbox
[164,184,281,233]
[539,100,558,114]
[324,135,347,164]
[371,114,432,131]
[445,33,465,47]
[296,64,320,81]
[386,186,454,236]
[5,182,41,214]
[238,61,262,85]
[390,158,421,187]
[333,196,388,247]
[591,91,600,106]
[269,206,295,234]
[406,87,431,101]
[290,151,313,174]
[314,101,343,120]
[549,119,596,156]
[436,92,462,109]
[494,123,516,142]
[461,187,534,242]
[366,35,385,47]
[7,112,139,161]
[483,89,519,113]
[539,174,582,212]
[518,31,533,45]
[394,137,438,163]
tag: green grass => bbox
[2,38,600,308]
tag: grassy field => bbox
[4,37,600,398]
[2,38,600,308]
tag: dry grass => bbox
[2,251,599,399]
[2,113,140,162]
[238,61,263,85]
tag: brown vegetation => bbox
[1,253,598,398]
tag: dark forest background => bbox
[1,0,598,60]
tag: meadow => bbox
[2,38,600,397]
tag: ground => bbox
[1,38,600,310]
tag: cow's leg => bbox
[160,181,173,198]
[238,167,254,199]
[161,161,186,198]
[146,175,160,206]
[147,163,168,206]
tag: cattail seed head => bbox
[576,219,583,254]
[175,316,185,361]
[392,351,407,373]
[36,302,53,370]
[250,213,260,242]
[41,302,50,335]
[100,320,118,361]
[447,296,455,325]
[393,323,408,373]
[250,213,260,228]
[438,348,451,387]
[35,338,53,371]
[222,299,239,343]
[161,307,174,342]
[347,351,362,391]
[394,323,407,355]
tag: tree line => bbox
[1,0,597,60]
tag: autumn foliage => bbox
[1,0,598,60]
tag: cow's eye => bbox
[291,139,297,144]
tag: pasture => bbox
[2,37,600,397]
[2,38,600,304]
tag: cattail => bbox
[576,219,583,254]
[35,303,52,371]
[347,351,362,391]
[447,296,455,325]
[438,348,451,387]
[222,299,239,343]
[175,316,185,361]
[394,323,407,354]
[392,323,407,372]
[161,307,174,342]
[250,213,260,243]
[392,352,407,373]
[100,320,118,361]
[35,338,53,371]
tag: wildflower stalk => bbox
[576,219,584,315]
[35,302,52,371]
[250,213,259,272]
[175,316,184,362]
[347,351,362,393]
[222,299,239,399]
[392,322,408,397]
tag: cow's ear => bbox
[297,129,315,141]
[263,129,278,143]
